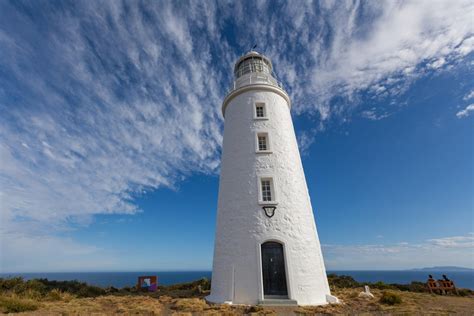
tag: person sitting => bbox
[437,274,458,295]
[427,275,439,294]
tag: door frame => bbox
[256,237,292,301]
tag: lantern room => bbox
[233,51,273,79]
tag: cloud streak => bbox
[0,0,473,271]
[456,104,474,118]
[323,233,474,270]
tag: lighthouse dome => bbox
[225,51,286,117]
[234,51,273,79]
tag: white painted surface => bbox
[208,53,333,306]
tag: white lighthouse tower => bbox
[207,51,337,306]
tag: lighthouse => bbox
[207,51,337,306]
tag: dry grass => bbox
[171,298,207,312]
[169,298,245,315]
[13,295,163,315]
[293,288,474,315]
[2,287,473,315]
[0,295,39,313]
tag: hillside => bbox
[1,275,473,315]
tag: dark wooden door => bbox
[261,242,288,297]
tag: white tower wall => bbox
[208,52,335,306]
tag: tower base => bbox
[205,294,340,306]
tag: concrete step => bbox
[258,299,298,306]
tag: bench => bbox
[427,279,458,295]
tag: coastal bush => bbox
[327,274,360,288]
[326,275,450,295]
[0,277,24,291]
[457,288,472,296]
[0,277,105,298]
[379,291,402,305]
[154,278,212,298]
[76,284,106,298]
[396,281,428,293]
[105,286,119,294]
[24,279,48,295]
[199,278,211,291]
[0,296,39,313]
[46,289,63,301]
[371,281,394,290]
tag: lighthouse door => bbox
[261,242,288,297]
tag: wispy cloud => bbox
[0,0,473,271]
[456,104,474,118]
[323,233,474,270]
[250,0,474,120]
[361,108,390,121]
[0,1,225,226]
[428,233,474,248]
[463,90,474,101]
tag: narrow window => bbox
[258,134,268,151]
[255,103,265,118]
[261,179,273,202]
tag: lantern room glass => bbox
[234,56,272,78]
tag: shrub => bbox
[0,296,39,313]
[379,291,402,305]
[105,286,119,294]
[24,280,48,295]
[407,281,429,293]
[371,281,394,290]
[327,274,360,288]
[46,289,63,301]
[0,277,24,292]
[1,277,106,299]
[457,288,472,297]
[199,278,211,291]
[76,285,105,298]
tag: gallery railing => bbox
[228,73,284,94]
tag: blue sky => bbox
[0,0,473,272]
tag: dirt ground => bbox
[6,288,474,315]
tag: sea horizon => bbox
[2,269,473,290]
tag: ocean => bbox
[1,270,473,290]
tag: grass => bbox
[0,275,472,314]
[0,296,39,313]
[379,291,403,305]
[171,298,207,312]
[0,276,106,298]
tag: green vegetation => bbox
[379,291,403,305]
[0,296,39,313]
[0,277,110,313]
[0,275,471,314]
[327,274,470,294]
[327,274,360,288]
[0,277,106,298]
